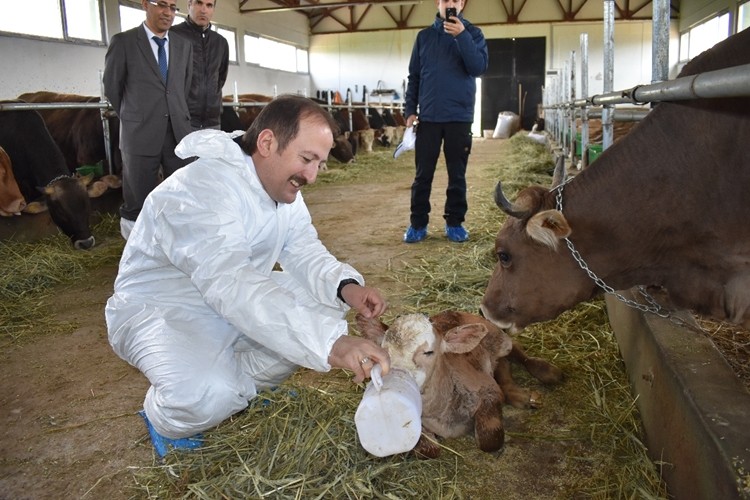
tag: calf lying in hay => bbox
[356,310,563,458]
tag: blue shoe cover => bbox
[138,410,203,458]
[403,226,427,243]
[445,225,469,242]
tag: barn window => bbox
[739,1,750,32]
[0,0,103,43]
[679,12,731,62]
[215,25,238,64]
[244,34,309,74]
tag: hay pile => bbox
[131,377,462,499]
[0,215,122,343]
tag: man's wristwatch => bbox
[337,278,361,302]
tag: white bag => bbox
[393,125,416,159]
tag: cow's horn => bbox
[494,181,530,219]
[551,154,566,188]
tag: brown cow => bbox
[0,146,26,216]
[221,93,272,131]
[17,91,121,175]
[582,118,639,145]
[356,311,562,458]
[481,29,750,332]
[0,105,104,249]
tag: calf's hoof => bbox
[413,434,441,459]
[526,357,564,384]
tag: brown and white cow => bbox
[333,107,375,153]
[356,311,562,458]
[481,29,750,332]
[0,146,26,216]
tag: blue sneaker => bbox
[445,225,469,242]
[138,410,203,459]
[403,226,427,243]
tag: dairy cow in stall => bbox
[0,105,100,249]
[481,30,750,331]
[17,91,122,176]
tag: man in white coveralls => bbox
[105,95,391,457]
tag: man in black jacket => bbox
[172,0,229,130]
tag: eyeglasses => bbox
[148,1,180,13]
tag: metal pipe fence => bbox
[540,0,750,169]
[1,79,405,176]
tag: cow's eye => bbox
[423,350,435,357]
[497,251,511,268]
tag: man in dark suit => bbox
[103,0,193,239]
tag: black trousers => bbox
[120,125,191,222]
[409,121,473,228]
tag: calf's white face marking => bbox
[381,314,437,388]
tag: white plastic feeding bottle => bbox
[355,364,422,457]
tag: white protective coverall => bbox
[105,130,363,438]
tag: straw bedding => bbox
[11,134,746,497]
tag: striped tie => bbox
[152,36,168,83]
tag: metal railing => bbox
[1,76,404,176]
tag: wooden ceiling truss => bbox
[241,1,680,35]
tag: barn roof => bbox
[245,0,678,35]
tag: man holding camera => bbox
[402,0,488,243]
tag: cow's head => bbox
[330,134,355,164]
[40,175,95,250]
[356,313,491,388]
[357,129,375,153]
[480,181,595,332]
[0,146,26,216]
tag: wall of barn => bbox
[309,19,680,116]
[0,0,313,101]
[0,0,733,105]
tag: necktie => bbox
[152,36,168,83]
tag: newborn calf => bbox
[356,311,563,458]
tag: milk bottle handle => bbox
[370,363,383,391]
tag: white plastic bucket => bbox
[355,366,422,457]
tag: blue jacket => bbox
[405,14,488,123]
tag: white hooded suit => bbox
[105,130,362,438]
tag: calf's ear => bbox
[355,313,387,343]
[441,324,488,354]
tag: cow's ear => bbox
[76,173,94,187]
[526,210,571,250]
[355,313,387,343]
[441,324,488,354]
[23,201,48,214]
[40,184,59,199]
[87,180,107,198]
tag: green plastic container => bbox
[588,144,603,163]
[76,161,104,178]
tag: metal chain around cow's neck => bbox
[552,182,699,329]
